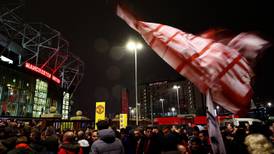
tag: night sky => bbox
[23,0,274,118]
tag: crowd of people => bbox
[0,118,273,154]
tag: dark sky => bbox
[23,0,274,118]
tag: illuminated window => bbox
[62,92,69,119]
[33,79,48,117]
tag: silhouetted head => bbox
[96,120,110,130]
[63,131,75,143]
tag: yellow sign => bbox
[95,102,106,129]
[119,114,128,129]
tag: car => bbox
[221,118,262,127]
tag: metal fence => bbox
[0,116,94,131]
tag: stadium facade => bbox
[0,1,84,118]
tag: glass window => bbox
[33,79,48,117]
[62,92,69,119]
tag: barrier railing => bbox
[0,116,94,131]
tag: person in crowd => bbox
[133,127,145,154]
[7,135,35,154]
[29,128,46,153]
[198,130,211,153]
[186,123,193,137]
[77,130,90,154]
[43,126,59,154]
[244,133,274,154]
[90,130,99,145]
[84,130,92,148]
[152,126,160,135]
[58,131,83,154]
[177,144,189,154]
[0,125,17,152]
[178,129,191,154]
[143,126,161,154]
[161,126,180,153]
[90,120,124,154]
[228,127,249,154]
[120,126,135,154]
[189,136,207,154]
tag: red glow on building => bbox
[52,75,61,84]
[25,62,61,84]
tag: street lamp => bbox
[159,98,165,116]
[126,40,143,126]
[171,107,176,116]
[267,102,272,107]
[173,85,180,115]
[130,108,135,119]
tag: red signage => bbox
[52,75,61,84]
[121,88,129,114]
[25,62,61,84]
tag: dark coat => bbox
[91,129,124,154]
[43,135,59,153]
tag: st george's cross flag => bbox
[117,4,255,114]
[201,29,269,67]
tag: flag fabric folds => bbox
[117,5,254,114]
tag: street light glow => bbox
[267,102,272,107]
[173,85,180,89]
[126,41,143,51]
[171,107,175,112]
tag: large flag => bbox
[201,29,269,67]
[117,4,254,114]
[206,91,226,154]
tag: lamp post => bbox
[159,98,165,116]
[173,85,180,115]
[126,40,143,126]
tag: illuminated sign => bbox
[25,62,61,84]
[0,55,13,64]
[52,75,61,84]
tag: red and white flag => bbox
[117,5,254,114]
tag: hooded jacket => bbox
[90,129,124,154]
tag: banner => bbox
[121,88,129,114]
[95,102,106,129]
[119,113,128,129]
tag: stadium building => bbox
[0,1,84,118]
